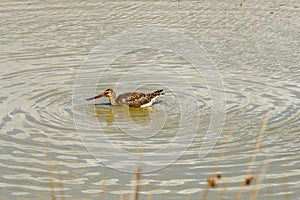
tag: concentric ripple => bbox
[1,0,299,199]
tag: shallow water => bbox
[1,0,299,199]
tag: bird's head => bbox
[86,88,114,101]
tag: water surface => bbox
[0,0,299,199]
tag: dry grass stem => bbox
[184,194,190,200]
[236,113,270,200]
[281,164,290,200]
[134,167,142,200]
[55,162,65,200]
[250,160,271,200]
[47,154,56,200]
[99,190,104,200]
[201,184,210,200]
[212,126,235,174]
[202,126,235,200]
[147,193,152,200]
[219,182,229,200]
[99,176,107,200]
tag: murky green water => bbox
[1,0,299,199]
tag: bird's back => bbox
[125,90,163,107]
[115,92,144,106]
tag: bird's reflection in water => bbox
[93,103,159,127]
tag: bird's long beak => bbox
[86,93,105,101]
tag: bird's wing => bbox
[127,92,151,107]
[117,91,163,107]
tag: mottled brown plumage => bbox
[86,89,164,108]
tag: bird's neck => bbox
[109,92,117,106]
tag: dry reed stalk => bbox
[120,193,131,200]
[219,182,229,200]
[212,126,235,174]
[55,162,65,200]
[147,193,152,200]
[185,193,190,200]
[134,167,142,200]
[202,126,235,200]
[132,137,145,200]
[280,164,290,200]
[250,159,271,200]
[46,153,56,200]
[99,176,107,200]
[201,184,210,200]
[99,190,104,200]
[236,113,270,200]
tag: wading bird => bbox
[86,89,164,108]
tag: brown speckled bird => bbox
[86,89,164,108]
